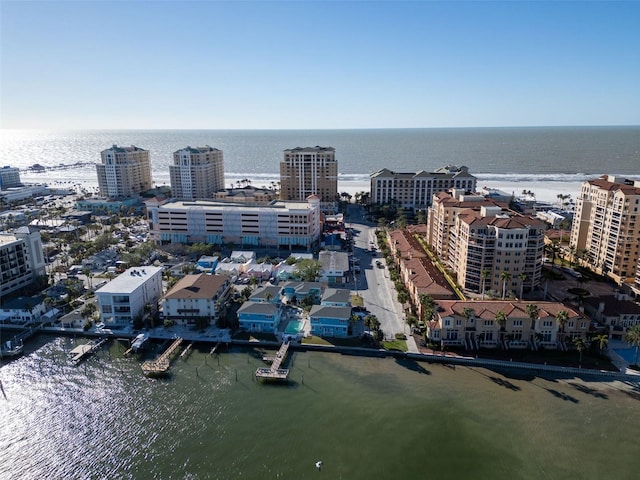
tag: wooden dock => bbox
[141,337,183,377]
[69,337,108,364]
[255,341,290,381]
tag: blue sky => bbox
[1,1,639,129]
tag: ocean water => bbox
[1,127,639,202]
[1,336,640,479]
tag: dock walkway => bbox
[69,337,108,363]
[141,337,183,376]
[256,341,290,381]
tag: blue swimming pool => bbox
[284,320,304,335]
[613,347,639,364]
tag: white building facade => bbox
[147,196,321,251]
[96,266,163,326]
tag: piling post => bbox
[196,367,199,377]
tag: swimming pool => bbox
[613,347,639,364]
[284,320,304,335]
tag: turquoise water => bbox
[1,336,640,479]
[284,320,303,335]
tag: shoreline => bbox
[21,175,585,205]
[8,324,637,383]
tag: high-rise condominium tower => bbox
[570,175,640,286]
[169,146,225,200]
[97,145,152,198]
[279,146,337,202]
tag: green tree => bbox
[518,272,528,299]
[526,303,539,342]
[495,310,507,344]
[623,324,640,367]
[555,310,569,343]
[481,269,491,300]
[295,259,320,282]
[573,337,590,365]
[592,333,609,355]
[500,270,512,299]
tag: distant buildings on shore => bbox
[280,146,338,204]
[169,146,225,200]
[97,145,153,198]
[370,165,476,210]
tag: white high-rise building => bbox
[170,146,225,200]
[97,145,152,198]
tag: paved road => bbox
[346,205,418,353]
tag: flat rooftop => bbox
[96,266,163,294]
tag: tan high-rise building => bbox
[448,207,546,297]
[97,145,152,198]
[280,146,337,202]
[570,175,640,285]
[370,165,476,210]
[426,189,505,261]
[170,146,225,200]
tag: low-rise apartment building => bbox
[162,274,232,325]
[96,266,163,326]
[427,300,587,350]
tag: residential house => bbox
[309,305,352,337]
[317,250,349,284]
[320,288,351,307]
[249,286,282,304]
[281,281,323,305]
[0,295,46,325]
[237,302,281,333]
[583,292,640,339]
[162,274,232,326]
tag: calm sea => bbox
[1,336,639,479]
[1,127,639,201]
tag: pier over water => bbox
[255,340,290,381]
[141,337,183,377]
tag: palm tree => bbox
[495,310,507,345]
[526,303,539,345]
[499,270,512,299]
[555,310,569,344]
[481,269,490,300]
[573,337,589,365]
[462,307,474,347]
[593,333,609,355]
[623,324,640,367]
[518,272,528,299]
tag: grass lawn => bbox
[382,339,408,352]
[351,294,364,307]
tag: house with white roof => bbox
[317,250,349,284]
[96,266,163,326]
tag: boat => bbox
[130,333,149,352]
[0,340,24,359]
